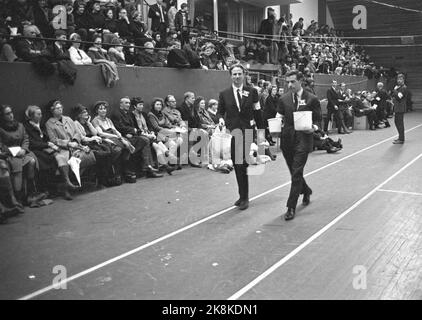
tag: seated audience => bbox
[23,105,76,200]
[162,95,187,129]
[147,98,183,167]
[72,104,122,187]
[134,41,164,67]
[91,100,135,183]
[108,37,126,65]
[0,27,18,62]
[0,104,38,206]
[0,156,25,222]
[206,99,219,125]
[130,97,176,174]
[110,97,163,179]
[68,32,92,65]
[192,96,216,136]
[15,25,47,62]
[45,99,96,186]
[87,35,111,63]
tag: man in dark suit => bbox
[111,97,163,179]
[148,0,169,38]
[325,80,350,134]
[392,73,408,144]
[217,64,260,210]
[276,70,321,221]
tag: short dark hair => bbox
[131,97,144,107]
[285,70,304,81]
[229,63,246,75]
[181,3,188,9]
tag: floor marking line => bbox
[378,189,422,196]
[228,152,422,300]
[18,123,422,300]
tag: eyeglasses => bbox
[168,100,176,103]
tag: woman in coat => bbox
[23,105,77,200]
[0,105,38,205]
[45,99,96,187]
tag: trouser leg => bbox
[394,112,405,141]
[282,148,310,209]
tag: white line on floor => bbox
[19,123,422,300]
[228,152,422,300]
[378,189,422,196]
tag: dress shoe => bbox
[238,200,249,210]
[327,146,340,153]
[124,174,137,183]
[146,171,163,178]
[384,121,391,128]
[284,208,296,221]
[392,139,404,144]
[159,164,176,175]
[302,190,312,206]
[147,165,160,173]
[234,199,242,206]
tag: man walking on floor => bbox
[392,73,408,144]
[276,70,321,221]
[217,64,260,211]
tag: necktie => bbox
[294,93,299,110]
[159,5,164,22]
[237,89,242,112]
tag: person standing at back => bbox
[392,73,408,144]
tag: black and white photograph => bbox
[0,0,421,307]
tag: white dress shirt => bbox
[232,84,244,111]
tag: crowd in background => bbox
[0,0,233,70]
[0,1,415,223]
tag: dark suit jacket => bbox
[326,87,340,112]
[392,84,408,113]
[277,90,321,153]
[110,108,137,137]
[217,86,259,132]
[178,101,197,129]
[148,4,168,32]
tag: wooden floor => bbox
[0,111,421,300]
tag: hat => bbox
[111,37,123,46]
[69,33,81,41]
[93,100,109,114]
[55,29,67,38]
[131,97,144,106]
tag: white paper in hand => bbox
[9,146,22,157]
[68,156,82,187]
[398,92,403,99]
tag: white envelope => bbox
[9,146,22,157]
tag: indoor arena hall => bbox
[0,0,421,303]
[1,112,421,300]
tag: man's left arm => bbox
[310,96,322,132]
